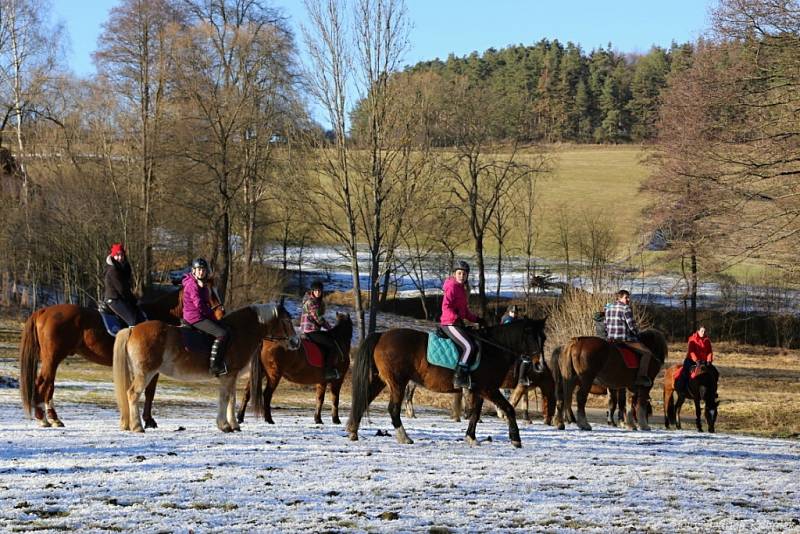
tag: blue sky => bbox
[53,0,713,77]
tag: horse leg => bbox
[142,374,159,429]
[675,394,685,430]
[694,396,703,432]
[465,394,484,446]
[330,378,343,425]
[404,383,416,419]
[126,372,150,433]
[451,389,462,422]
[314,383,326,424]
[523,388,531,424]
[574,380,592,431]
[606,390,616,427]
[237,381,251,424]
[624,389,637,430]
[34,362,57,427]
[636,389,652,431]
[618,389,627,427]
[42,370,64,428]
[227,376,241,432]
[388,383,413,444]
[488,389,522,448]
[217,376,238,432]
[262,373,281,425]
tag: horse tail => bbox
[347,331,383,434]
[549,345,563,390]
[19,311,40,418]
[249,344,265,418]
[665,380,676,427]
[113,327,133,426]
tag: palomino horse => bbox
[551,329,668,431]
[18,282,224,428]
[113,303,297,433]
[346,318,547,448]
[405,357,555,425]
[663,362,719,432]
[238,312,353,425]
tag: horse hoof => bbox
[49,419,65,428]
[132,426,145,433]
[236,415,244,424]
[265,418,275,425]
[232,426,242,432]
[332,417,341,425]
[314,418,323,425]
[557,423,565,431]
[38,418,51,428]
[511,440,522,448]
[579,424,592,431]
[144,419,158,430]
[465,436,478,446]
[348,432,359,441]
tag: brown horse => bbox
[663,362,719,432]
[113,303,297,433]
[405,358,556,425]
[18,282,224,428]
[551,329,668,431]
[238,312,353,425]
[346,318,547,448]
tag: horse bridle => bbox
[471,327,546,372]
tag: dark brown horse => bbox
[238,312,353,425]
[663,362,719,432]
[551,329,668,431]
[19,282,224,428]
[346,318,547,448]
[113,303,297,433]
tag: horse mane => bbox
[638,328,668,363]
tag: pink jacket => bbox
[182,273,213,324]
[440,277,478,326]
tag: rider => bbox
[603,289,654,387]
[104,243,145,327]
[441,260,484,389]
[501,304,518,324]
[676,325,714,392]
[500,304,532,387]
[300,280,340,381]
[182,258,229,376]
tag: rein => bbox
[470,326,545,361]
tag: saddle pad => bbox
[613,344,639,369]
[99,311,124,337]
[303,339,324,368]
[426,332,480,371]
[180,327,213,356]
[672,366,682,381]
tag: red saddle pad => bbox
[614,344,639,369]
[303,339,324,368]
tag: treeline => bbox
[381,40,693,144]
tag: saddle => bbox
[426,331,481,371]
[610,341,640,369]
[178,325,214,356]
[98,310,125,337]
[302,339,325,368]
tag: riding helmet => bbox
[455,260,470,273]
[310,280,324,292]
[192,258,209,270]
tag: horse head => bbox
[496,317,547,372]
[255,303,300,350]
[206,277,225,321]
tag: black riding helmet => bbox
[192,258,209,270]
[310,280,324,292]
[454,260,470,273]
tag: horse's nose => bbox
[288,336,300,351]
[532,360,545,373]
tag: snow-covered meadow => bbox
[1,386,798,533]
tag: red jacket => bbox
[440,277,478,326]
[687,332,713,363]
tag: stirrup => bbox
[210,360,228,377]
[323,368,341,381]
[453,366,471,389]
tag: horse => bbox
[404,357,555,426]
[663,361,719,432]
[113,303,297,433]
[18,281,224,428]
[550,329,668,431]
[237,312,353,425]
[346,318,547,448]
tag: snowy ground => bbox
[1,389,798,533]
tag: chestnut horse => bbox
[18,283,224,428]
[663,362,719,432]
[346,318,547,448]
[238,312,353,425]
[113,303,297,433]
[551,329,668,431]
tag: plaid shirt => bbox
[603,301,639,341]
[300,292,330,334]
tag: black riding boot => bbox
[210,337,228,376]
[453,364,471,389]
[323,353,341,381]
[517,358,532,387]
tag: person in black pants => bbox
[104,243,145,327]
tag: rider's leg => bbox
[192,319,230,376]
[307,330,341,381]
[442,325,474,389]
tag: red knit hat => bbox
[110,243,125,256]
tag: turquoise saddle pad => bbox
[426,332,480,371]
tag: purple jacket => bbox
[182,273,213,325]
[440,277,478,326]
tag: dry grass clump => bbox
[326,290,371,307]
[545,288,652,351]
